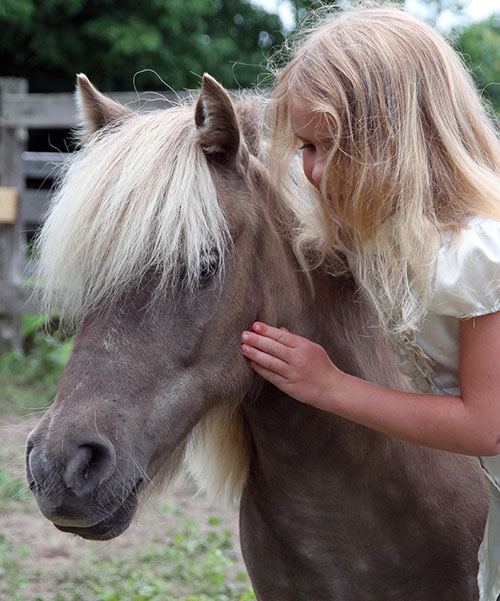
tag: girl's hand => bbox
[241,321,345,410]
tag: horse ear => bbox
[195,74,241,164]
[76,73,133,141]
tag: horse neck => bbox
[256,204,359,365]
[242,220,408,475]
[260,205,394,384]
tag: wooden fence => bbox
[0,77,179,351]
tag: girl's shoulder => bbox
[432,217,500,318]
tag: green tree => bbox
[0,0,284,92]
[288,0,405,23]
[452,14,500,114]
[289,0,333,25]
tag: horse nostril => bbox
[63,439,116,497]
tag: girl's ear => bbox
[195,73,241,164]
[76,73,133,142]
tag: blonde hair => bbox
[35,104,230,323]
[269,1,500,337]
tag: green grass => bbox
[60,518,254,601]
[0,508,255,601]
[0,466,29,512]
[0,535,31,601]
[0,444,31,512]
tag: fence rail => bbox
[2,90,181,128]
[0,77,181,350]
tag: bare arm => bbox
[241,312,500,457]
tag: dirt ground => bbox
[0,413,244,600]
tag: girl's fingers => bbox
[241,342,289,375]
[249,361,288,386]
[251,322,295,347]
[241,330,291,363]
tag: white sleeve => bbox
[432,218,500,319]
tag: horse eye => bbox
[199,248,220,282]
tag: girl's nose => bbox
[311,156,325,189]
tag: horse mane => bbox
[35,100,230,323]
[35,94,272,507]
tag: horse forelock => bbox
[35,103,232,322]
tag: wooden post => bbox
[0,78,28,351]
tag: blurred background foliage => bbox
[0,0,498,114]
[0,0,284,91]
[453,14,500,114]
[0,314,71,413]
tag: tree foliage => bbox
[452,14,500,114]
[1,0,498,116]
[0,0,284,92]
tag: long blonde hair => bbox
[269,2,500,337]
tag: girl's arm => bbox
[241,312,500,457]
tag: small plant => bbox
[0,314,73,414]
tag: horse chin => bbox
[53,479,144,541]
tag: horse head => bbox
[26,74,301,540]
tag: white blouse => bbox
[389,217,500,601]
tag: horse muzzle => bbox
[53,478,144,540]
[26,426,144,540]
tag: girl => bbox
[240,3,500,600]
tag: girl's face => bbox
[289,104,332,194]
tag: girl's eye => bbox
[300,143,315,151]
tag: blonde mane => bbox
[35,102,230,323]
[35,98,253,506]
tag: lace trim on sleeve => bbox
[389,330,440,395]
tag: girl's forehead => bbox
[288,103,332,139]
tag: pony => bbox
[26,73,488,600]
